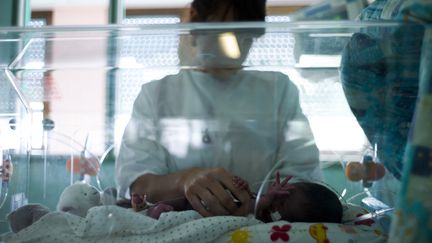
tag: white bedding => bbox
[2,205,388,243]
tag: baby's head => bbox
[272,182,342,223]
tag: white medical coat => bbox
[116,69,322,198]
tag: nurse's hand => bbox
[180,167,251,217]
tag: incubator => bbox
[0,20,428,242]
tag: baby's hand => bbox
[255,172,295,222]
[259,172,295,209]
[266,172,295,199]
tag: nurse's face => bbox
[194,31,253,70]
[191,6,254,71]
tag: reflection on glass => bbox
[218,32,241,59]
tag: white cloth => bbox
[115,69,322,198]
[1,205,388,243]
[1,206,261,243]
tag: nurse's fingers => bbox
[205,179,239,213]
[188,194,212,217]
[231,192,251,216]
[217,175,251,216]
[198,188,230,216]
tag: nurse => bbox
[115,0,322,217]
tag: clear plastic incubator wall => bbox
[0,21,427,242]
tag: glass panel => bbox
[0,70,30,232]
[0,21,425,238]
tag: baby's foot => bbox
[232,176,250,191]
[147,203,174,219]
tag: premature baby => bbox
[125,172,343,224]
[247,173,342,223]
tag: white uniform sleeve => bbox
[115,84,173,198]
[274,74,323,182]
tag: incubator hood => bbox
[0,21,427,239]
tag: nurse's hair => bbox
[190,0,267,22]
